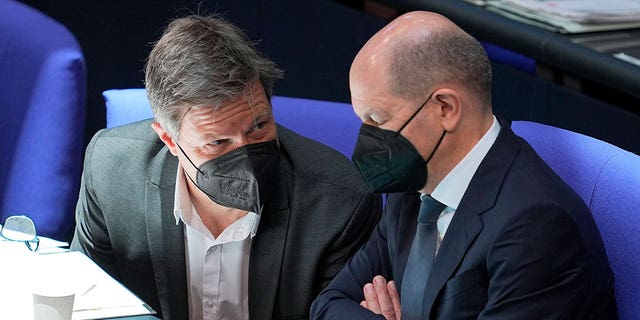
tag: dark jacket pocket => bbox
[432,269,488,319]
[442,268,486,301]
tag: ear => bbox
[432,88,462,132]
[151,122,179,156]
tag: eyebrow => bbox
[252,110,270,121]
[196,109,271,144]
[197,132,222,145]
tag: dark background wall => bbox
[20,0,386,147]
[20,0,640,154]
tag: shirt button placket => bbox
[203,245,220,319]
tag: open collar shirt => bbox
[173,167,260,320]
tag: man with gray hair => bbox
[71,15,381,320]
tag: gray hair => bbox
[144,14,283,137]
[389,28,492,112]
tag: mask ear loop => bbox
[394,91,446,163]
[175,142,223,202]
[425,129,446,164]
[396,91,435,136]
[176,143,206,176]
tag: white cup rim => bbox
[32,291,76,298]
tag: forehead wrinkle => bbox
[177,107,212,144]
[179,79,270,144]
[182,98,271,145]
[244,86,258,126]
[191,98,250,124]
[242,82,271,126]
[188,106,218,124]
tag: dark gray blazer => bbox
[71,120,381,320]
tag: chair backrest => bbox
[512,121,640,320]
[0,0,86,240]
[271,96,360,157]
[104,89,639,318]
[103,89,360,157]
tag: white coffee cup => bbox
[0,245,36,319]
[32,289,75,320]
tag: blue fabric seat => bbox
[104,89,639,319]
[0,0,86,240]
[511,121,640,320]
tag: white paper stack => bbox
[488,0,640,33]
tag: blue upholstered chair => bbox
[511,121,640,320]
[103,89,639,319]
[0,0,87,240]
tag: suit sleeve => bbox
[479,204,593,319]
[70,129,119,278]
[315,192,382,289]
[311,200,392,320]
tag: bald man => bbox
[311,11,617,320]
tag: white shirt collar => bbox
[173,165,190,225]
[430,115,501,209]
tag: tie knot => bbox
[418,195,445,223]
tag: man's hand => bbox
[360,275,401,320]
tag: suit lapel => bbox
[422,208,483,313]
[422,124,522,314]
[144,150,189,319]
[249,164,291,320]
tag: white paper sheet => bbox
[488,0,640,33]
[0,250,155,320]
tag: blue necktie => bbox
[401,195,446,320]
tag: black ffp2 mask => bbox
[352,125,429,193]
[351,94,445,193]
[179,140,281,213]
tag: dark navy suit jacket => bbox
[311,123,617,319]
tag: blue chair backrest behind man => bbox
[0,0,87,240]
[512,121,640,320]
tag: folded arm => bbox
[311,207,394,319]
